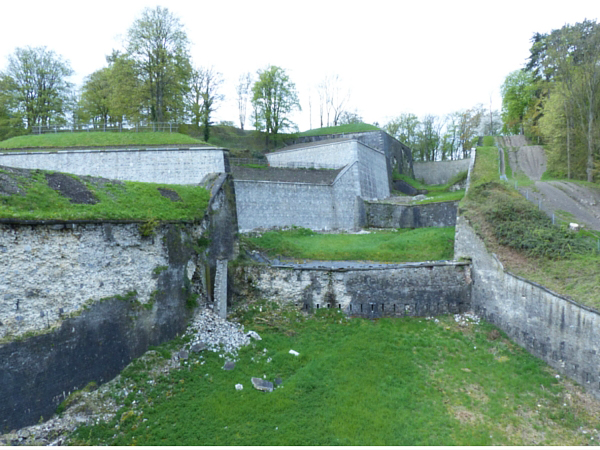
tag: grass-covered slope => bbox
[298,123,380,137]
[0,132,205,150]
[0,166,210,221]
[461,141,600,309]
[68,307,600,446]
[244,227,455,263]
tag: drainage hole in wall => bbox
[316,304,320,309]
[338,304,341,309]
[371,304,374,312]
[327,304,330,308]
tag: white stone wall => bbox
[0,148,226,184]
[356,144,390,199]
[413,158,470,185]
[0,222,201,339]
[266,141,357,168]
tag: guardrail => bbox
[31,123,180,134]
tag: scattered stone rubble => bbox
[0,308,259,447]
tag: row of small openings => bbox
[348,304,407,312]
[301,303,341,310]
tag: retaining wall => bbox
[285,130,414,178]
[413,158,470,185]
[234,163,365,232]
[0,174,238,431]
[0,147,228,184]
[365,201,458,228]
[233,261,472,319]
[455,212,600,399]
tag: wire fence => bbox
[31,122,181,135]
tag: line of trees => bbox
[501,19,600,182]
[383,106,500,162]
[0,6,304,146]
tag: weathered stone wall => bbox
[0,222,202,431]
[233,262,471,319]
[0,147,227,184]
[284,130,414,179]
[413,158,470,185]
[356,143,390,200]
[234,163,364,232]
[455,216,600,399]
[365,201,458,228]
[0,175,238,431]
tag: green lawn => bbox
[0,168,210,221]
[244,227,455,262]
[0,132,204,150]
[68,308,600,446]
[299,123,380,137]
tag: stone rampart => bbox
[234,163,364,232]
[233,261,471,319]
[365,201,458,228]
[0,174,238,431]
[455,215,600,399]
[413,158,470,185]
[0,147,228,184]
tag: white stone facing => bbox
[413,158,470,185]
[0,222,201,339]
[0,148,226,184]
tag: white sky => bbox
[1,0,598,131]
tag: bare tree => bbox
[317,74,350,127]
[236,72,252,130]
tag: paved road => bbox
[497,136,600,231]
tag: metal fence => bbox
[31,122,180,135]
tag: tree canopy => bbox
[0,46,73,131]
[251,65,300,147]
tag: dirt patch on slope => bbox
[45,173,98,205]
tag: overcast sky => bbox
[1,1,598,131]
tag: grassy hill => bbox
[0,131,205,150]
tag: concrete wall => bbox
[366,201,458,228]
[233,261,471,319]
[234,163,363,232]
[413,158,470,185]
[0,147,228,184]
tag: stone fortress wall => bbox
[454,148,600,400]
[413,158,470,185]
[0,147,228,184]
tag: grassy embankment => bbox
[244,227,455,263]
[67,306,600,446]
[461,137,600,310]
[393,170,467,204]
[0,169,210,221]
[0,131,204,150]
[0,132,210,221]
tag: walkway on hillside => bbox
[496,136,600,231]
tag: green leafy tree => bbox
[125,6,192,123]
[500,70,536,135]
[384,113,420,149]
[1,46,73,131]
[539,20,600,181]
[252,65,300,148]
